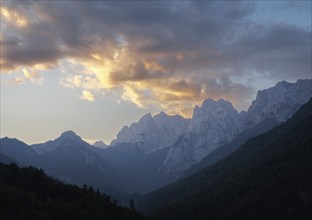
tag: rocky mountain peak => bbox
[153,111,170,121]
[200,98,232,110]
[138,113,153,124]
[111,79,311,176]
[111,111,189,152]
[32,130,86,154]
[189,98,240,133]
[93,140,108,148]
[59,130,82,142]
[246,79,312,127]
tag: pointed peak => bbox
[93,140,107,148]
[159,111,167,116]
[93,140,105,145]
[144,113,152,118]
[59,130,82,141]
[200,98,214,108]
[139,113,153,122]
[154,111,168,118]
[201,98,233,109]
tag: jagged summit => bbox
[111,111,190,151]
[154,111,186,120]
[201,98,232,109]
[246,79,312,127]
[192,98,237,121]
[2,79,312,197]
[109,79,312,175]
[190,98,240,133]
[138,113,153,122]
[164,98,243,174]
[93,140,108,148]
[154,111,168,118]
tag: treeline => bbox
[0,163,145,220]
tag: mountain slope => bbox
[32,130,86,154]
[32,131,124,196]
[96,143,176,194]
[157,79,311,175]
[163,98,243,175]
[93,140,108,148]
[138,98,312,220]
[0,137,38,166]
[0,154,18,165]
[183,117,280,177]
[107,79,311,178]
[246,79,311,127]
[0,163,145,220]
[111,112,189,152]
[2,79,311,200]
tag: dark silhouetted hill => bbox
[0,162,145,220]
[0,137,37,166]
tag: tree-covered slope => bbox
[0,163,146,220]
[138,98,312,220]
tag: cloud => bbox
[80,90,95,102]
[60,74,102,91]
[118,76,253,117]
[109,59,166,84]
[60,75,83,89]
[0,6,28,27]
[7,68,43,85]
[1,1,310,115]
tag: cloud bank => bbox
[1,1,311,116]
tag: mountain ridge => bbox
[111,79,311,175]
[138,97,312,220]
[32,130,87,154]
[1,79,311,198]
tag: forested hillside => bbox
[0,163,145,220]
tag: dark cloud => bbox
[1,0,310,113]
[2,1,308,75]
[221,24,311,80]
[109,60,166,83]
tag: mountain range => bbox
[137,94,312,220]
[112,79,312,176]
[1,79,311,201]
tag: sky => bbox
[1,0,311,145]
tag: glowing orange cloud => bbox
[0,7,28,27]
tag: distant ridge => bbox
[32,130,85,154]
